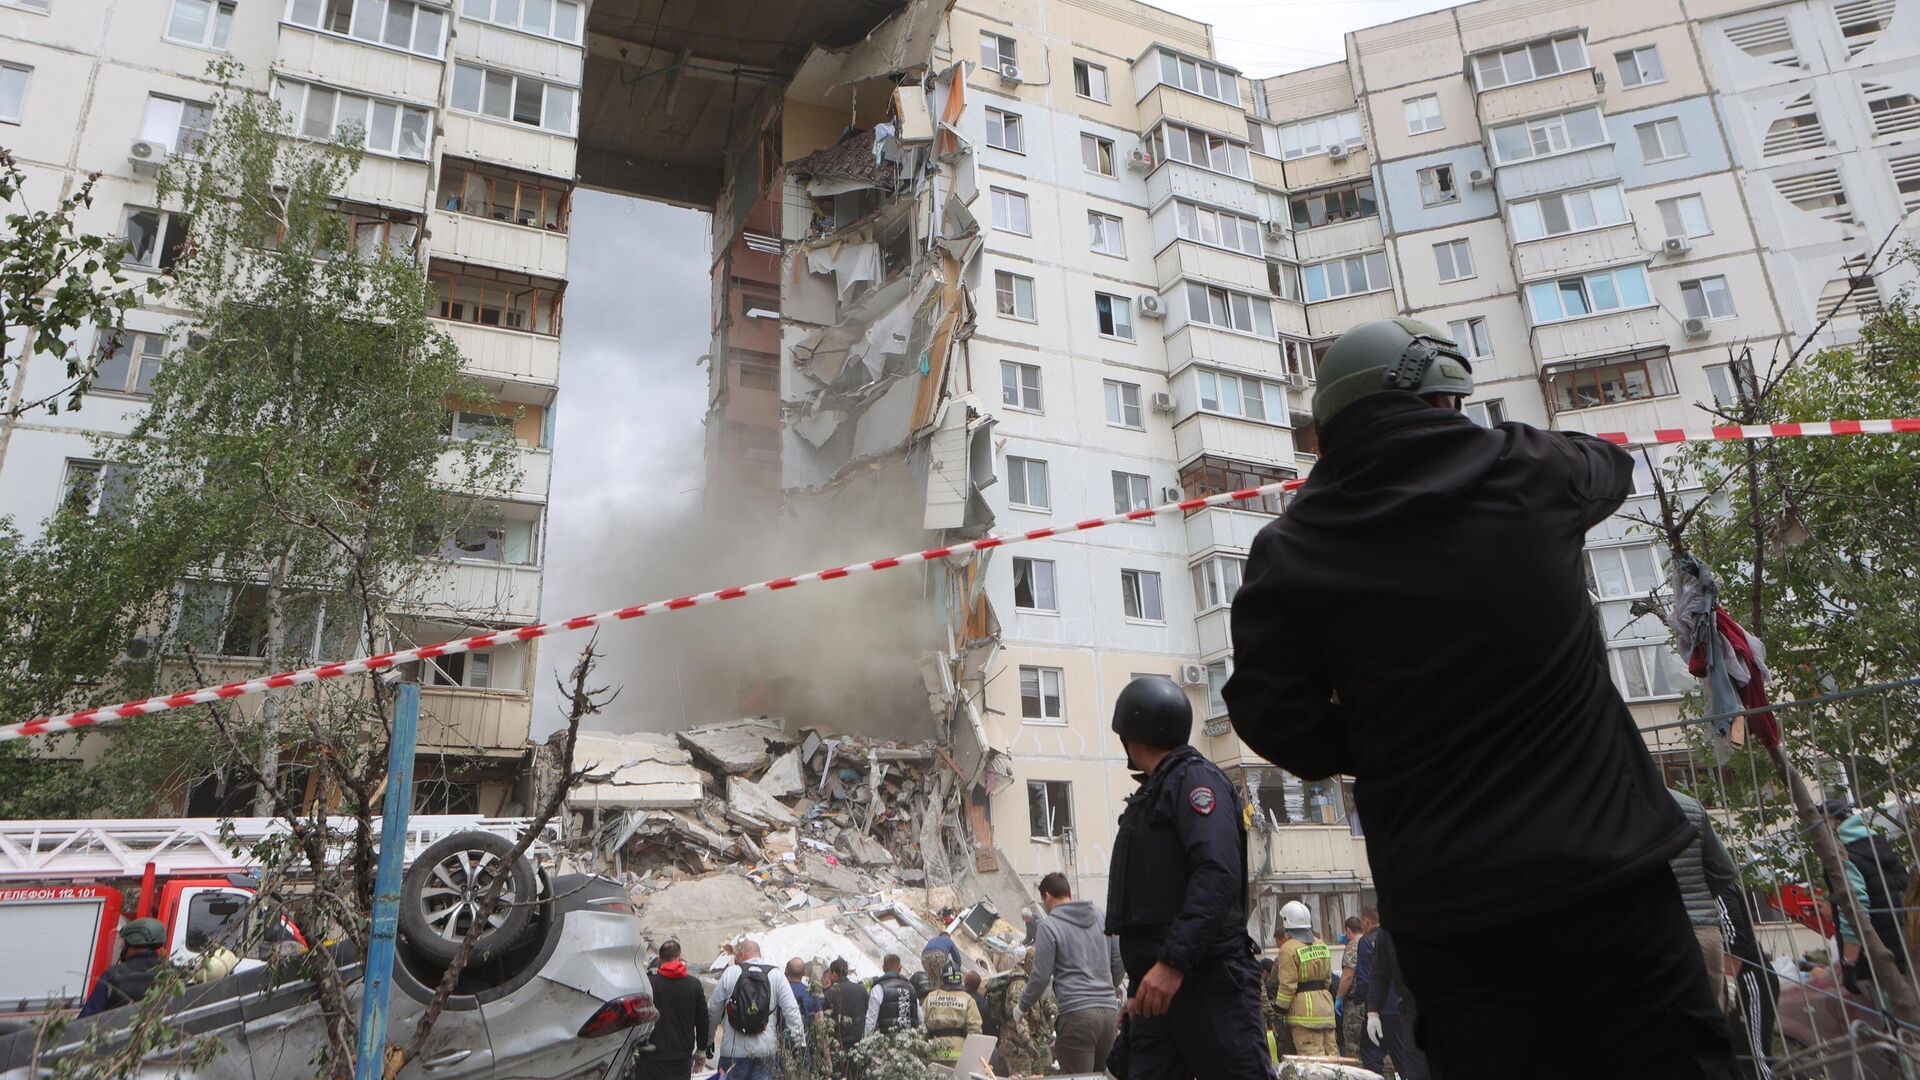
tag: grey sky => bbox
[531,0,1466,730]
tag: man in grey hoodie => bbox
[1020,871,1127,1072]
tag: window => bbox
[272,79,431,158]
[1470,33,1588,90]
[1433,239,1475,282]
[1276,110,1363,160]
[423,649,495,689]
[1073,58,1108,102]
[986,108,1023,152]
[456,0,582,43]
[437,159,572,232]
[418,517,539,565]
[1774,169,1852,223]
[123,208,191,271]
[1197,369,1289,424]
[141,94,214,155]
[1836,0,1897,57]
[1763,95,1826,157]
[1634,118,1688,163]
[0,62,28,123]
[1245,118,1275,157]
[1185,283,1275,335]
[980,31,1017,73]
[1269,261,1302,302]
[1112,471,1150,515]
[1705,363,1749,408]
[449,409,514,442]
[1302,252,1391,302]
[1525,265,1652,324]
[61,460,136,517]
[1104,380,1143,428]
[1001,360,1042,411]
[1680,276,1735,320]
[990,187,1030,234]
[1282,338,1314,382]
[431,263,565,334]
[1546,347,1676,410]
[1614,45,1665,87]
[1020,669,1065,724]
[1418,165,1457,207]
[1510,184,1630,241]
[1448,317,1492,360]
[1087,211,1126,257]
[1205,660,1229,717]
[1146,122,1251,178]
[1120,569,1164,622]
[1490,107,1607,164]
[1656,195,1712,238]
[1191,555,1245,611]
[1027,779,1071,836]
[1610,643,1693,700]
[449,63,574,135]
[1181,456,1293,514]
[1094,293,1134,339]
[995,270,1036,320]
[1864,84,1920,138]
[165,0,234,49]
[1464,399,1507,427]
[94,331,166,396]
[1288,180,1377,229]
[1080,133,1115,176]
[1012,556,1057,612]
[1175,201,1262,255]
[1403,94,1443,135]
[286,0,445,57]
[1155,49,1239,105]
[1893,152,1920,213]
[1726,17,1800,67]
[1007,455,1050,509]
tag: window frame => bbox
[455,0,582,43]
[437,158,572,232]
[449,61,576,136]
[1417,164,1458,207]
[1011,555,1058,613]
[1525,264,1653,325]
[1119,568,1165,623]
[1447,316,1493,360]
[1287,179,1378,230]
[994,270,1037,322]
[1104,379,1144,429]
[166,0,237,50]
[284,0,447,59]
[1088,210,1126,257]
[1148,121,1252,179]
[1184,282,1276,336]
[1489,106,1608,165]
[0,61,30,124]
[431,262,566,335]
[1509,183,1631,243]
[1403,93,1443,135]
[1464,399,1507,427]
[1544,347,1677,411]
[1001,360,1043,412]
[141,93,215,156]
[1433,238,1476,283]
[1301,251,1392,303]
[1111,471,1152,516]
[1019,667,1067,725]
[122,206,192,272]
[1195,368,1290,426]
[1276,110,1363,161]
[1072,58,1109,103]
[1080,132,1116,176]
[980,30,1017,73]
[1155,48,1240,106]
[1655,194,1712,239]
[272,78,433,159]
[1027,778,1072,837]
[1174,200,1262,255]
[1680,275,1736,320]
[1006,455,1051,510]
[1614,44,1666,88]
[985,107,1025,153]
[60,459,136,519]
[990,186,1032,235]
[1634,117,1688,163]
[1470,32,1590,91]
[93,330,167,397]
[1190,554,1246,612]
[1094,291,1135,340]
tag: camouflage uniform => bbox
[990,967,1057,1077]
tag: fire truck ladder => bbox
[0,816,554,880]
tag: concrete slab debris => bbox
[568,733,706,809]
[726,775,799,829]
[756,747,809,798]
[676,718,789,775]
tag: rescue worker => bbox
[1271,901,1337,1058]
[920,964,982,1063]
[862,953,921,1038]
[1104,675,1271,1079]
[1225,318,1736,1079]
[78,918,172,1017]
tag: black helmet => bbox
[942,964,965,990]
[1111,675,1191,749]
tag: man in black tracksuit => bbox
[1224,319,1734,1078]
[635,939,711,1080]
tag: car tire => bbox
[399,831,537,965]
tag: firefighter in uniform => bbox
[1105,675,1273,1080]
[1271,901,1338,1058]
[921,964,982,1063]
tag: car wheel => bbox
[400,831,536,965]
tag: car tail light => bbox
[576,993,657,1039]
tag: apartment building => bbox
[0,0,580,813]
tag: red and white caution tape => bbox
[1596,418,1920,445]
[0,480,1304,743]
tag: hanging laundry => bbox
[1670,556,1781,758]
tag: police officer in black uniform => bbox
[1105,675,1272,1079]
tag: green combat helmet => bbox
[121,917,167,948]
[1311,317,1476,430]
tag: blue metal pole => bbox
[354,681,418,1080]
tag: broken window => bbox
[1680,276,1735,320]
[1088,212,1125,257]
[1120,569,1164,622]
[1001,361,1042,412]
[1012,557,1057,612]
[1112,471,1150,515]
[986,108,1023,153]
[1545,348,1675,411]
[1027,779,1072,838]
[1180,456,1293,515]
[438,158,571,231]
[1104,380,1143,428]
[1073,59,1108,102]
[141,93,213,155]
[990,187,1030,235]
[171,581,272,659]
[1094,292,1134,339]
[450,62,574,135]
[995,270,1036,321]
[60,460,136,519]
[1288,180,1377,230]
[1007,455,1050,509]
[447,408,518,443]
[431,262,565,335]
[165,0,235,49]
[93,330,166,396]
[1417,165,1456,208]
[1463,399,1507,427]
[1081,133,1115,176]
[424,649,494,690]
[1020,668,1066,724]
[1191,556,1245,612]
[123,207,191,272]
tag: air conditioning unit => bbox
[1137,293,1165,318]
[1284,371,1309,388]
[1682,315,1712,339]
[1161,485,1184,504]
[128,140,167,173]
[1591,69,1607,91]
[1468,168,1492,188]
[1262,219,1286,241]
[1126,147,1153,174]
[1661,235,1692,256]
[1327,144,1350,162]
[1178,663,1209,687]
[1150,390,1177,413]
[998,62,1022,86]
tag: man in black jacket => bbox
[78,918,172,1017]
[819,959,868,1077]
[1225,318,1733,1078]
[634,939,711,1080]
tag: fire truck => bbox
[0,815,547,1023]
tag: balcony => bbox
[1514,224,1642,281]
[1174,413,1297,470]
[1137,85,1248,141]
[1164,324,1286,379]
[1531,306,1665,365]
[453,20,583,86]
[1282,144,1371,191]
[434,442,551,501]
[340,155,432,211]
[1146,161,1263,219]
[439,110,575,180]
[1184,504,1272,555]
[1196,607,1231,656]
[1292,216,1384,264]
[419,687,532,754]
[1305,290,1397,335]
[274,25,445,106]
[1154,240,1269,295]
[1495,146,1617,202]
[441,319,561,385]
[1251,825,1372,884]
[1250,153,1287,192]
[1477,68,1602,127]
[429,209,569,279]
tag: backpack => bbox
[980,972,1022,1037]
[727,963,774,1036]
